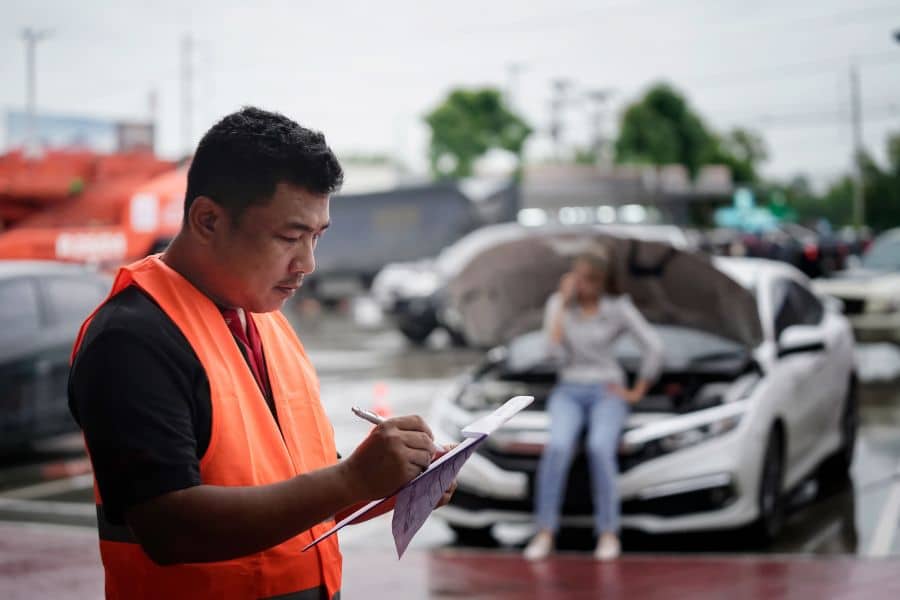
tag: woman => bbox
[523,250,663,561]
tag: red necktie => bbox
[221,308,272,401]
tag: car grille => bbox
[451,475,736,518]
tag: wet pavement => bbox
[1,306,900,597]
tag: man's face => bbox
[209,182,330,313]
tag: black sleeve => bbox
[70,329,203,524]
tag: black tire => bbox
[397,321,435,346]
[445,326,469,348]
[749,428,786,544]
[820,378,858,483]
[449,524,497,547]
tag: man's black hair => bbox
[184,106,343,222]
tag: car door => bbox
[36,274,109,438]
[0,277,44,447]
[771,277,829,475]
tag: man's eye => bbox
[279,235,300,243]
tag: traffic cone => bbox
[372,381,392,418]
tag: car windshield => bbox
[862,236,900,271]
[504,324,746,374]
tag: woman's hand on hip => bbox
[607,383,645,405]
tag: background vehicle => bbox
[813,228,900,343]
[431,233,857,545]
[371,223,693,346]
[0,261,110,450]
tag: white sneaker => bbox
[523,532,554,561]
[593,534,621,561]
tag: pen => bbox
[351,406,443,454]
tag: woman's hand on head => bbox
[559,272,578,303]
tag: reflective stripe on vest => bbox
[73,255,342,599]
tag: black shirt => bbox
[69,286,217,525]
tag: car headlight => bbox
[457,380,530,411]
[866,296,900,314]
[621,403,747,459]
[657,414,743,453]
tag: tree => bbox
[712,128,769,184]
[771,132,900,231]
[424,88,532,179]
[614,84,768,183]
[614,83,717,177]
[776,175,853,227]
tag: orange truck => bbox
[0,151,187,266]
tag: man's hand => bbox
[435,479,458,509]
[431,443,458,509]
[342,415,437,501]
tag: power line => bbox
[719,106,900,130]
[687,51,900,89]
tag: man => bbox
[69,107,453,599]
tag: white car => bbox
[431,233,857,543]
[813,228,900,343]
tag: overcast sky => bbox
[2,0,899,188]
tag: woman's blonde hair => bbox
[574,244,610,274]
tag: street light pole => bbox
[21,28,52,157]
[849,62,865,231]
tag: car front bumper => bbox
[434,406,765,534]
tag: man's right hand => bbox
[343,415,437,501]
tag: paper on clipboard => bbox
[303,395,533,557]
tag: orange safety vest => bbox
[71,255,342,600]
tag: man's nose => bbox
[292,242,316,275]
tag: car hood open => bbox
[442,231,763,349]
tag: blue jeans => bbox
[534,382,629,535]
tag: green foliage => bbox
[614,83,717,177]
[773,175,853,227]
[424,88,532,179]
[770,133,900,231]
[614,83,767,183]
[711,128,769,184]
[859,141,900,231]
[573,147,598,165]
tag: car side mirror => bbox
[822,295,844,314]
[777,325,826,358]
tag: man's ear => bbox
[186,196,224,244]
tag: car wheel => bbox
[820,378,858,484]
[750,428,785,544]
[398,322,435,346]
[445,326,469,348]
[449,524,497,547]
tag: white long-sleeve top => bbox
[544,292,664,386]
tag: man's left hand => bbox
[435,479,458,509]
[431,443,458,508]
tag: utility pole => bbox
[585,89,613,166]
[21,28,52,157]
[181,34,194,156]
[849,62,865,231]
[147,89,159,154]
[505,62,525,111]
[549,78,572,162]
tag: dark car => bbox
[0,261,110,450]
